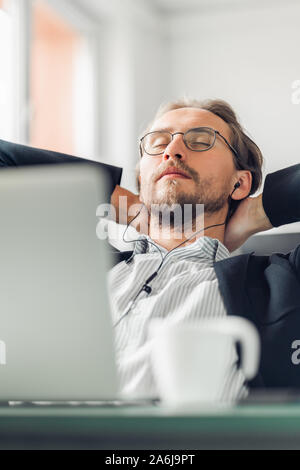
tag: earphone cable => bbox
[113,185,238,328]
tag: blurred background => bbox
[0,0,299,221]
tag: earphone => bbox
[113,181,241,327]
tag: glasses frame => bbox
[139,126,239,160]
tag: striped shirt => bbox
[108,233,249,402]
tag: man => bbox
[109,98,300,400]
[1,98,299,400]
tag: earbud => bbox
[229,181,240,198]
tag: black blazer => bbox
[0,139,123,198]
[1,140,300,389]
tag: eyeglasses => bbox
[139,127,239,159]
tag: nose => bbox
[163,133,186,162]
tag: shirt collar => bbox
[133,234,230,262]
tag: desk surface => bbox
[1,402,300,449]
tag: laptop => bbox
[0,163,148,405]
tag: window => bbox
[0,0,96,156]
[31,0,80,154]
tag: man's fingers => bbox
[111,185,142,224]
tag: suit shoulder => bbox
[289,244,300,276]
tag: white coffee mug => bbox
[148,316,260,407]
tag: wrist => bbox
[248,194,273,235]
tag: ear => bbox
[231,170,252,200]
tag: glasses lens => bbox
[185,128,215,151]
[143,132,171,155]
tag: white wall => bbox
[166,0,300,185]
[104,8,168,192]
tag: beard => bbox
[141,162,230,230]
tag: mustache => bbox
[153,161,199,183]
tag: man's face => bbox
[139,107,237,216]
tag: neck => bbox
[148,209,228,251]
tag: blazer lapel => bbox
[247,252,300,324]
[214,253,253,321]
[215,251,300,325]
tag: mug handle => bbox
[210,316,260,380]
